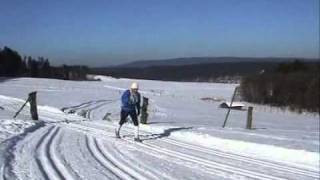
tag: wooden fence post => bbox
[13,91,38,120]
[140,96,149,124]
[29,91,38,120]
[222,86,239,128]
[246,106,253,129]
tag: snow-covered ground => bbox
[0,77,319,180]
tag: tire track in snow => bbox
[35,126,75,180]
[65,123,286,180]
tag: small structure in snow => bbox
[220,101,245,110]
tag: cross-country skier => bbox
[115,82,141,142]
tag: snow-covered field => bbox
[0,76,319,180]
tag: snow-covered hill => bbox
[0,77,319,180]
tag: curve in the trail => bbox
[61,100,111,112]
[61,99,118,120]
[98,121,320,179]
[71,131,114,179]
[14,98,315,180]
[95,122,319,179]
[35,126,75,180]
[107,140,175,180]
[52,129,83,180]
[86,101,117,119]
[64,122,302,180]
[3,125,81,180]
[85,135,136,180]
[95,138,167,180]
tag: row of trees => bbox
[0,46,89,80]
[91,62,279,82]
[240,60,319,113]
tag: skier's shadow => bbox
[139,127,193,141]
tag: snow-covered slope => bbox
[0,77,319,180]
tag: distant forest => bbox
[241,60,319,113]
[91,61,317,83]
[0,46,89,80]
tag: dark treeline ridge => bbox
[91,62,281,83]
[0,46,89,80]
[240,60,319,113]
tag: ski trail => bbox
[66,124,175,179]
[52,129,83,180]
[160,138,319,178]
[85,135,135,180]
[138,140,286,180]
[66,123,244,179]
[48,127,77,180]
[62,99,118,119]
[86,101,116,119]
[35,126,75,180]
[100,122,319,179]
[72,131,113,179]
[110,142,175,180]
[96,138,161,180]
[83,134,117,179]
[65,122,288,180]
[61,99,111,112]
[54,98,318,180]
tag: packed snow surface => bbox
[0,77,319,180]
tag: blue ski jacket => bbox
[121,90,141,113]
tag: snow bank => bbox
[185,133,318,170]
[38,105,64,114]
[93,75,118,81]
[0,95,26,104]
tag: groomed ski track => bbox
[1,98,319,180]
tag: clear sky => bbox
[0,0,319,66]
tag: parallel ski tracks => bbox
[161,137,319,178]
[61,99,118,119]
[65,122,319,180]
[35,126,75,180]
[60,99,319,179]
[85,135,161,180]
[99,122,319,178]
[8,99,316,180]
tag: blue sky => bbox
[0,0,319,66]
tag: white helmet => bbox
[130,82,139,89]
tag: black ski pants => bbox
[119,110,139,126]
